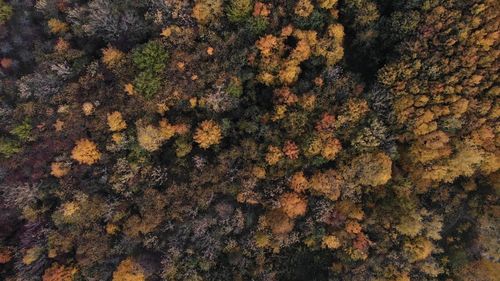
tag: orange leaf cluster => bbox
[193,120,222,149]
[71,139,101,165]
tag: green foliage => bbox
[175,138,192,158]
[226,77,243,97]
[245,16,269,36]
[132,41,168,73]
[10,120,31,142]
[127,143,151,165]
[0,138,21,158]
[0,0,12,24]
[226,0,253,23]
[293,9,328,30]
[133,71,162,99]
[132,41,168,98]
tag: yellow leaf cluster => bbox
[61,202,79,217]
[322,235,341,249]
[294,0,314,17]
[136,122,165,152]
[48,18,68,34]
[50,162,70,178]
[82,102,95,116]
[102,46,124,68]
[318,0,338,9]
[403,237,433,262]
[23,246,43,265]
[252,166,266,179]
[265,145,283,165]
[321,136,342,160]
[107,111,127,132]
[193,120,222,149]
[350,152,392,186]
[306,135,342,160]
[290,171,308,193]
[71,139,101,165]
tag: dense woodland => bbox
[0,0,498,280]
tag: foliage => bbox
[0,138,21,158]
[132,41,169,98]
[107,111,127,132]
[42,263,77,281]
[71,139,101,165]
[226,0,253,23]
[0,0,12,24]
[193,120,222,149]
[192,0,223,24]
[112,258,145,281]
[0,0,498,280]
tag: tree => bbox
[112,258,145,281]
[71,139,101,165]
[193,120,222,149]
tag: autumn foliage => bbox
[0,0,498,280]
[71,139,101,165]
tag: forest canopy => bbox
[0,0,498,281]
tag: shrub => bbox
[102,46,125,68]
